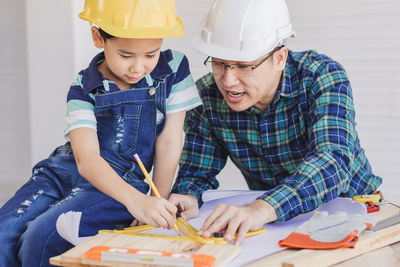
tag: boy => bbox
[0,0,201,266]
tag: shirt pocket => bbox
[96,103,142,155]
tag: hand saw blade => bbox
[370,213,400,231]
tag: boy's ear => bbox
[91,26,105,49]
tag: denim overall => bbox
[0,77,168,266]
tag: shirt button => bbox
[148,87,156,95]
[289,210,295,217]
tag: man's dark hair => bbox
[98,28,114,40]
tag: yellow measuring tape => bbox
[352,194,381,204]
[100,217,266,244]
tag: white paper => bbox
[55,191,366,266]
[195,190,366,267]
[201,189,266,202]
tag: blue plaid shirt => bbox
[171,50,382,221]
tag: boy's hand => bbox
[130,219,145,227]
[168,193,199,220]
[127,194,177,229]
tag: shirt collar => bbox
[278,51,300,99]
[150,51,173,80]
[248,51,300,115]
[81,51,173,95]
[82,52,106,95]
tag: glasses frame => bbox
[203,45,284,74]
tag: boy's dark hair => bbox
[98,28,114,40]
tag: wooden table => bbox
[51,201,400,267]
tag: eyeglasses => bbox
[203,46,283,77]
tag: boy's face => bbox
[92,27,163,90]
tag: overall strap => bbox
[154,77,168,136]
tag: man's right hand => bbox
[168,193,199,220]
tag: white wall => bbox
[1,0,397,205]
[0,0,31,203]
[26,0,75,163]
[286,0,400,199]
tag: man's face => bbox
[212,48,287,112]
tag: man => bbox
[169,0,382,245]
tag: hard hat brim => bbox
[79,11,185,39]
[192,31,295,62]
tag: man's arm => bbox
[258,64,372,222]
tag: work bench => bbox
[51,200,400,267]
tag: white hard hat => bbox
[192,0,295,61]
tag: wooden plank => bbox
[391,241,400,261]
[50,232,240,267]
[246,201,400,267]
[245,249,298,267]
[334,246,399,267]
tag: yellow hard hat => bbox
[79,0,185,38]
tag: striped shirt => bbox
[65,50,201,139]
[171,49,382,221]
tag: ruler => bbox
[100,217,265,244]
[85,245,216,267]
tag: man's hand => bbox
[198,199,278,245]
[168,193,199,220]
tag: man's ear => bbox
[91,26,105,49]
[273,46,288,71]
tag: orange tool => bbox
[85,245,216,267]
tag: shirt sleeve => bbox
[171,104,227,206]
[166,51,202,114]
[258,61,360,221]
[64,73,97,141]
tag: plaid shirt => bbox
[171,50,382,221]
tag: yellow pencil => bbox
[134,153,179,233]
[134,153,161,198]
